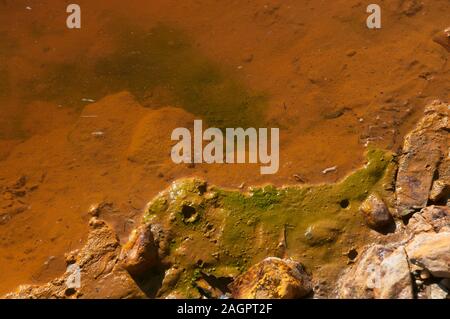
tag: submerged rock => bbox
[433,27,450,52]
[120,223,159,277]
[229,257,312,299]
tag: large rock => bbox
[4,218,146,299]
[395,101,449,216]
[337,245,413,299]
[377,247,413,299]
[406,232,450,278]
[360,193,393,230]
[229,257,312,299]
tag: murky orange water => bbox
[0,0,449,295]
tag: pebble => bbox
[322,166,337,174]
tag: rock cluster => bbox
[338,101,449,299]
[4,218,146,299]
[337,205,450,299]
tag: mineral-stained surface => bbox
[359,193,393,230]
[3,101,450,299]
[395,100,449,216]
[129,148,396,298]
[4,218,146,299]
[229,257,312,299]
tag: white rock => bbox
[406,232,450,278]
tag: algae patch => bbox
[142,148,396,297]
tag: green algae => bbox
[143,148,397,297]
[23,24,267,129]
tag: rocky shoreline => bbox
[3,100,449,299]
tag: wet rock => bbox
[360,193,392,230]
[229,257,312,299]
[405,232,450,278]
[4,218,146,299]
[120,223,159,277]
[395,100,449,216]
[433,27,450,52]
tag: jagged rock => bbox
[337,245,413,299]
[4,218,146,299]
[395,101,449,216]
[429,180,450,203]
[360,193,392,230]
[408,206,450,234]
[377,247,413,299]
[433,27,450,52]
[120,223,159,276]
[405,231,450,278]
[229,257,312,299]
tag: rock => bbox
[120,223,159,277]
[433,27,450,52]
[420,206,450,233]
[429,283,448,299]
[429,180,450,203]
[337,245,413,299]
[229,257,312,299]
[395,101,449,216]
[360,193,392,230]
[408,206,450,234]
[406,232,450,278]
[420,269,431,280]
[376,247,414,299]
[4,218,146,299]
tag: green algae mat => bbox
[143,148,397,297]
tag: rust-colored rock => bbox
[395,100,449,216]
[229,257,312,299]
[360,193,392,230]
[120,223,159,277]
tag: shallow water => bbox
[0,0,449,295]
